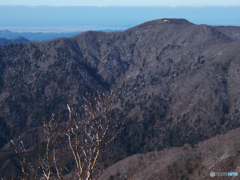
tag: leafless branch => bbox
[12,90,125,180]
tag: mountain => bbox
[0,30,84,41]
[0,29,124,41]
[1,18,240,178]
[0,36,29,46]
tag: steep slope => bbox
[100,126,240,180]
[1,18,240,177]
[109,19,239,155]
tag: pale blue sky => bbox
[0,1,240,32]
[1,0,240,7]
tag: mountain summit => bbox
[136,18,194,28]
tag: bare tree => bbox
[11,90,125,180]
[66,91,125,180]
[11,113,70,180]
[37,114,70,180]
[11,139,36,180]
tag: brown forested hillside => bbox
[1,18,240,178]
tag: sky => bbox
[0,1,240,32]
[1,0,240,7]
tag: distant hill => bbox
[0,30,83,41]
[0,36,29,46]
[0,29,124,41]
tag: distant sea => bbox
[0,27,126,41]
[0,6,240,32]
[0,6,240,40]
[0,26,127,33]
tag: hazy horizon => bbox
[0,6,240,33]
[0,25,127,33]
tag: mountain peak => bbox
[136,18,194,28]
[12,36,29,41]
[0,36,29,46]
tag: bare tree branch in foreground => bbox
[66,91,125,180]
[11,90,125,180]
